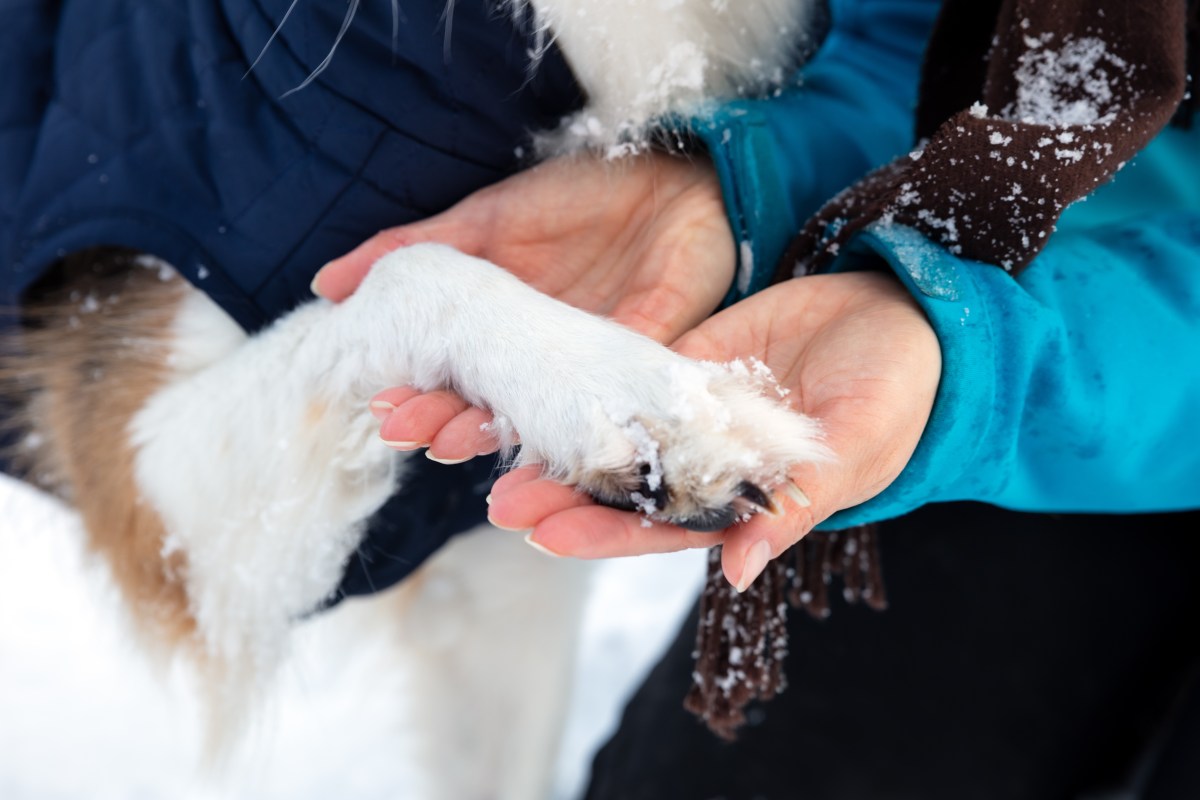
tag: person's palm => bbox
[316,152,734,342]
[318,152,737,459]
[486,271,941,590]
[318,154,942,592]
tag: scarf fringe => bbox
[684,525,885,739]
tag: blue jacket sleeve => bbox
[691,0,943,303]
[819,207,1200,528]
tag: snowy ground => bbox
[0,474,705,800]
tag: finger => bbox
[714,392,935,592]
[378,391,470,450]
[311,230,416,302]
[719,479,820,592]
[529,505,721,559]
[489,465,544,496]
[368,386,423,420]
[486,475,593,531]
[427,407,499,463]
[312,212,489,302]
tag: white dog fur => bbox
[510,0,813,155]
[11,1,820,798]
[130,245,827,773]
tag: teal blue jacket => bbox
[695,0,1200,527]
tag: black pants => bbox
[585,503,1200,800]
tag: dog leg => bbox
[324,243,832,530]
[7,243,826,793]
[128,241,826,692]
[128,241,826,644]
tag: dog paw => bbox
[520,357,830,532]
[342,244,829,532]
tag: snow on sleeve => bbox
[1001,33,1134,127]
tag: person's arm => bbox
[491,205,1200,589]
[692,0,943,303]
[821,210,1200,528]
[313,0,943,464]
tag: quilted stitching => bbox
[2,0,582,331]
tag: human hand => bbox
[314,151,733,340]
[485,270,941,591]
[317,151,735,462]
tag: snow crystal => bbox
[915,209,959,244]
[894,182,921,207]
[623,420,663,493]
[744,356,789,399]
[569,115,607,140]
[736,241,754,294]
[604,142,640,160]
[1003,34,1131,126]
[628,491,658,516]
[134,254,176,282]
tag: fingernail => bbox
[785,481,812,508]
[736,540,773,593]
[425,451,472,465]
[524,533,562,558]
[484,493,492,506]
[309,265,330,297]
[487,513,528,533]
[369,400,396,420]
[381,439,427,451]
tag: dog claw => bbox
[732,481,776,516]
[592,479,779,533]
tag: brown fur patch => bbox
[1,249,196,648]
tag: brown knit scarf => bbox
[784,0,1190,277]
[687,0,1193,739]
[686,526,886,739]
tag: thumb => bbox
[718,476,822,593]
[718,442,875,593]
[311,230,412,302]
[717,405,912,592]
[311,214,484,302]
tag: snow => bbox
[736,240,754,294]
[0,474,705,799]
[1002,33,1131,126]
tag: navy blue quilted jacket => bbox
[0,0,582,599]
